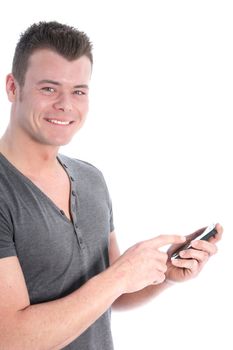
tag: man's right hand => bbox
[110,235,186,294]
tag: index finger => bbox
[148,234,186,248]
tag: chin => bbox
[48,140,72,147]
[54,136,75,146]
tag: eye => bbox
[41,87,55,94]
[73,90,86,96]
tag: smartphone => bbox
[171,223,217,259]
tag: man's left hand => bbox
[165,223,223,282]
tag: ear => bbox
[6,74,18,102]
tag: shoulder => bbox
[57,154,112,203]
[57,153,106,184]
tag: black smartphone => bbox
[171,223,217,259]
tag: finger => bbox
[215,223,223,234]
[179,248,209,263]
[190,240,217,256]
[171,257,199,271]
[208,223,223,243]
[149,235,186,249]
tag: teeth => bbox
[47,119,71,125]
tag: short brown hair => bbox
[12,21,93,86]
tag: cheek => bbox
[78,99,89,116]
[19,95,47,116]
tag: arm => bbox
[0,234,185,349]
[0,256,123,350]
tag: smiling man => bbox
[0,21,223,350]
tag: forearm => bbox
[112,279,174,311]
[1,268,123,350]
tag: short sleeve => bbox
[0,208,17,259]
[98,171,115,233]
[108,195,114,233]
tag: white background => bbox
[0,1,232,349]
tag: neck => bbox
[0,127,60,176]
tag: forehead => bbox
[25,49,92,85]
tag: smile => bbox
[45,119,73,126]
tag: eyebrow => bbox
[37,79,89,89]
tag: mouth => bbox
[45,118,74,126]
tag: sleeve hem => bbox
[0,248,17,259]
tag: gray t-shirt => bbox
[0,152,114,349]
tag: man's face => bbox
[9,49,92,147]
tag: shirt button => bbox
[60,210,65,215]
[71,190,76,196]
[70,176,74,182]
[79,237,83,244]
[63,163,68,168]
[75,223,78,229]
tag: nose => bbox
[53,92,73,112]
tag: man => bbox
[0,21,222,349]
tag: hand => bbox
[111,235,186,294]
[166,223,223,282]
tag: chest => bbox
[28,170,72,221]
